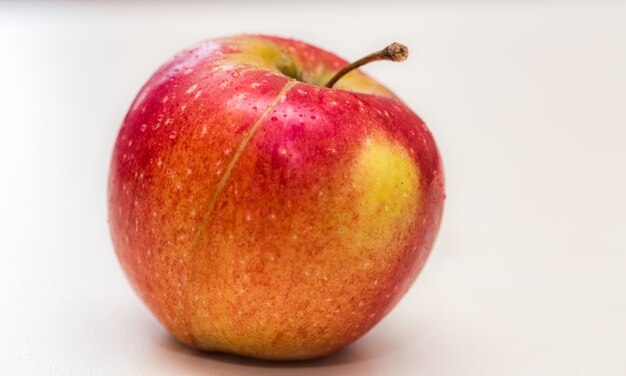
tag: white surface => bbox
[1,1,626,375]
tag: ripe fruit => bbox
[108,34,444,360]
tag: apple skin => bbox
[108,35,444,360]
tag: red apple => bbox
[108,34,444,360]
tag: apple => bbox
[108,34,444,360]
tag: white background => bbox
[1,1,625,375]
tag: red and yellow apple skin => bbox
[108,35,444,360]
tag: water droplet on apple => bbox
[169,130,177,139]
[140,124,147,132]
[186,84,198,94]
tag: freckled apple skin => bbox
[108,35,444,360]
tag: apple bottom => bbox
[117,134,438,361]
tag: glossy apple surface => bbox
[108,35,444,360]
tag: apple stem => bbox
[324,42,409,88]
